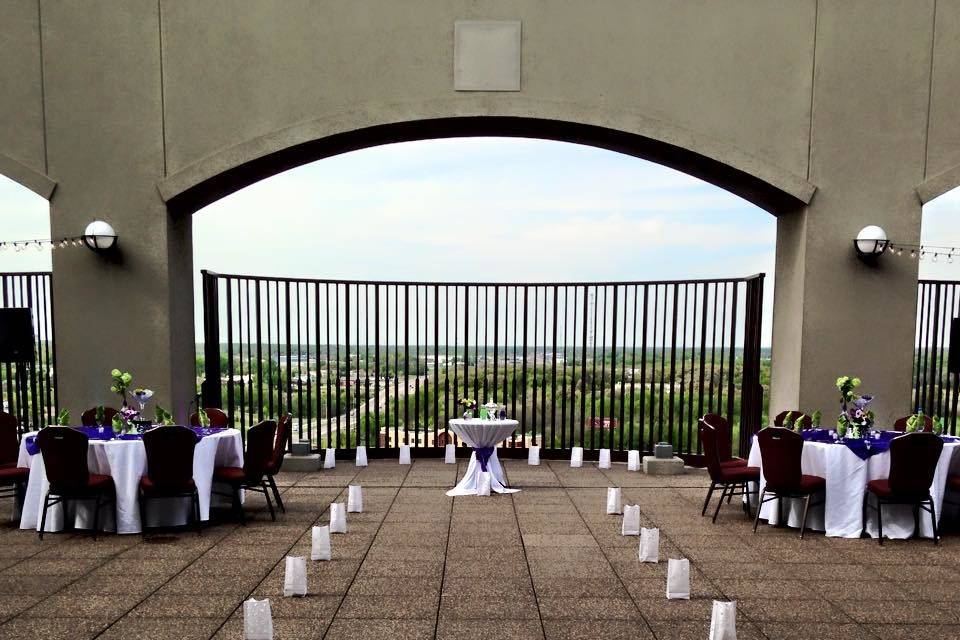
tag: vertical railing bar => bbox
[521,286,529,441]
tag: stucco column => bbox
[43,1,196,422]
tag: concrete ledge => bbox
[643,455,685,475]
[282,453,321,472]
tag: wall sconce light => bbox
[82,220,117,252]
[853,225,888,262]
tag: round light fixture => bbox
[854,225,888,259]
[82,220,117,252]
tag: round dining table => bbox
[747,428,960,539]
[446,418,520,496]
[16,426,244,534]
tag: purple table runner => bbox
[24,425,225,456]
[801,428,959,460]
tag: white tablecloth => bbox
[446,419,520,496]
[747,435,960,539]
[17,428,244,534]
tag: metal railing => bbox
[0,272,57,432]
[914,279,960,431]
[201,271,766,461]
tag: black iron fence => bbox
[0,272,57,432]
[200,271,765,461]
[914,279,960,431]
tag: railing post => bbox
[740,273,764,458]
[201,270,222,410]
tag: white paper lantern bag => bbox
[311,525,331,561]
[283,556,308,597]
[243,598,273,640]
[329,502,347,533]
[477,472,492,496]
[355,445,368,467]
[347,484,363,513]
[444,443,456,464]
[627,450,641,472]
[622,504,640,536]
[666,558,691,600]
[323,448,336,469]
[606,487,622,515]
[528,446,540,465]
[570,447,583,468]
[709,600,737,640]
[639,527,659,563]
[598,448,611,469]
[399,444,412,465]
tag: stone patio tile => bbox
[718,578,812,599]
[355,558,443,578]
[348,575,441,597]
[335,595,438,619]
[0,573,74,595]
[622,577,721,600]
[439,595,538,619]
[156,571,264,596]
[96,616,224,640]
[647,619,767,640]
[541,620,654,640]
[447,533,521,547]
[212,615,328,639]
[0,595,41,620]
[437,619,544,640]
[758,622,878,639]
[3,557,103,576]
[737,597,854,623]
[0,616,112,640]
[260,594,340,618]
[868,624,960,639]
[836,600,959,624]
[91,557,191,577]
[530,575,627,598]
[127,595,243,619]
[538,597,642,620]
[445,559,532,578]
[872,564,960,582]
[521,534,597,548]
[326,618,434,640]
[442,576,533,598]
[23,593,143,619]
[59,572,166,597]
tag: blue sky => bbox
[1,137,958,346]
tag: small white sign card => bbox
[243,598,274,640]
[639,527,659,563]
[329,502,347,533]
[598,448,611,469]
[477,471,492,496]
[622,504,641,536]
[355,445,368,467]
[606,487,622,515]
[709,600,737,640]
[528,445,540,465]
[627,450,641,471]
[347,484,363,513]
[282,556,308,597]
[323,448,336,469]
[399,444,412,465]
[444,443,456,464]
[570,447,583,468]
[311,525,331,561]
[666,558,691,600]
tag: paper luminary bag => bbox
[329,502,347,533]
[347,484,363,513]
[528,446,540,465]
[323,448,336,469]
[283,556,308,597]
[570,447,584,468]
[243,598,273,640]
[598,448,612,469]
[639,527,659,563]
[627,450,641,472]
[709,600,737,640]
[399,445,412,465]
[666,558,691,600]
[622,504,641,536]
[355,445,368,467]
[444,443,456,464]
[477,472,492,496]
[311,525,331,561]
[606,487,622,515]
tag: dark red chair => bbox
[189,408,229,428]
[865,431,942,545]
[773,410,812,430]
[753,427,825,538]
[0,411,29,506]
[212,420,277,523]
[699,419,760,523]
[265,413,291,513]
[892,415,933,432]
[36,427,115,539]
[80,406,118,427]
[139,426,201,536]
[701,413,748,468]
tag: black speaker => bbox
[0,308,35,363]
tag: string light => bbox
[0,235,88,253]
[875,241,960,266]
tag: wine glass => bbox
[132,388,154,418]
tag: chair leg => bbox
[233,486,246,525]
[753,489,766,534]
[877,497,884,546]
[928,498,939,545]
[193,490,202,535]
[92,495,101,541]
[38,492,50,540]
[712,484,729,523]
[138,493,147,539]
[701,481,716,517]
[799,494,811,540]
[861,492,868,537]
[268,476,285,513]
[262,482,276,522]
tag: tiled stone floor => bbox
[0,459,958,639]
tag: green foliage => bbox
[155,406,175,426]
[110,369,133,403]
[95,405,105,426]
[905,410,924,433]
[198,409,210,427]
[811,410,821,428]
[55,408,69,426]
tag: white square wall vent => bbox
[454,20,522,91]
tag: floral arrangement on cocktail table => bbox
[836,375,873,439]
[459,398,477,419]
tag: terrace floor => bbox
[0,459,956,640]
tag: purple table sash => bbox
[475,446,495,472]
[801,428,959,460]
[24,425,225,456]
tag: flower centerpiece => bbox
[110,369,133,408]
[836,376,873,439]
[459,398,477,419]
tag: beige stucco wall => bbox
[0,0,956,424]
